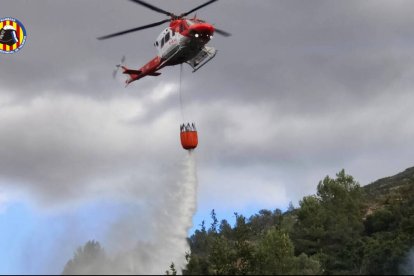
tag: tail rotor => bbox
[113,55,126,79]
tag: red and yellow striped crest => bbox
[0,17,27,54]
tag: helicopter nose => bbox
[189,23,215,37]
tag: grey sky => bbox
[1,0,414,219]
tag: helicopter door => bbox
[161,29,179,59]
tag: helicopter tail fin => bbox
[122,66,142,85]
[122,66,142,75]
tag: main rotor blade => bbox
[97,19,170,40]
[182,0,218,17]
[129,0,172,16]
[214,27,231,37]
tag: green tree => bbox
[293,195,325,256]
[210,209,219,234]
[361,233,410,275]
[232,213,254,275]
[219,219,233,239]
[364,208,395,235]
[255,228,296,275]
[361,198,414,274]
[250,209,283,238]
[62,240,111,275]
[293,253,322,275]
[209,236,235,275]
[293,170,364,274]
[184,252,210,275]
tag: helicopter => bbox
[98,0,231,86]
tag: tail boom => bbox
[122,56,163,85]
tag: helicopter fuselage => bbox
[122,18,216,85]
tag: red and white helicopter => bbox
[98,0,231,86]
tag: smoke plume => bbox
[63,151,198,274]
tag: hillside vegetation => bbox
[365,167,414,208]
[182,168,414,275]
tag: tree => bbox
[209,236,235,275]
[293,195,324,256]
[219,219,233,239]
[250,209,283,238]
[255,228,296,275]
[364,208,395,235]
[292,170,364,274]
[210,209,219,234]
[361,233,410,275]
[62,240,111,275]
[293,253,322,275]
[232,213,254,275]
[361,198,414,274]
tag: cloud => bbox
[0,84,183,207]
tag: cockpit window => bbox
[161,37,164,47]
[165,32,170,43]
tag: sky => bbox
[1,0,414,274]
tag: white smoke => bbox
[65,151,198,275]
[113,151,197,274]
